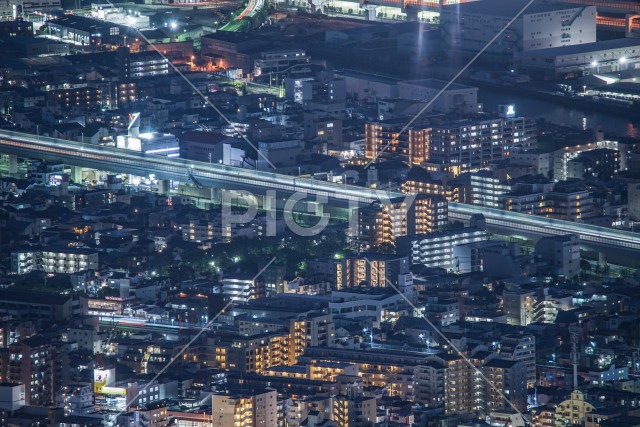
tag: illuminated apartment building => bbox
[11,247,99,275]
[9,336,55,406]
[332,395,376,427]
[307,254,409,289]
[308,361,358,382]
[50,87,103,110]
[221,274,266,304]
[401,167,451,199]
[400,227,488,270]
[131,401,170,427]
[427,117,536,174]
[365,121,430,164]
[211,388,277,427]
[531,390,599,427]
[470,170,513,208]
[213,333,288,374]
[302,347,424,400]
[289,313,335,365]
[329,288,407,327]
[356,194,448,250]
[500,180,593,221]
[56,383,94,415]
[115,82,137,107]
[365,117,536,173]
[481,359,528,415]
[500,334,537,389]
[430,353,470,415]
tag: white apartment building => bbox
[12,247,99,274]
[403,227,488,270]
[470,171,513,208]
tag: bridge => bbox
[1,129,639,259]
[0,129,382,207]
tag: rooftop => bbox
[400,78,474,91]
[444,0,590,18]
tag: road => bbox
[1,129,640,257]
[219,0,264,31]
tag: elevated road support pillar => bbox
[157,179,170,195]
[364,4,377,20]
[71,166,83,183]
[8,154,17,175]
[404,8,418,21]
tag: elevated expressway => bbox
[1,129,639,263]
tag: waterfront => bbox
[479,88,640,138]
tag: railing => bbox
[449,202,640,249]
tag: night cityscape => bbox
[2,0,640,426]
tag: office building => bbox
[441,0,596,61]
[521,38,640,78]
[48,15,124,46]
